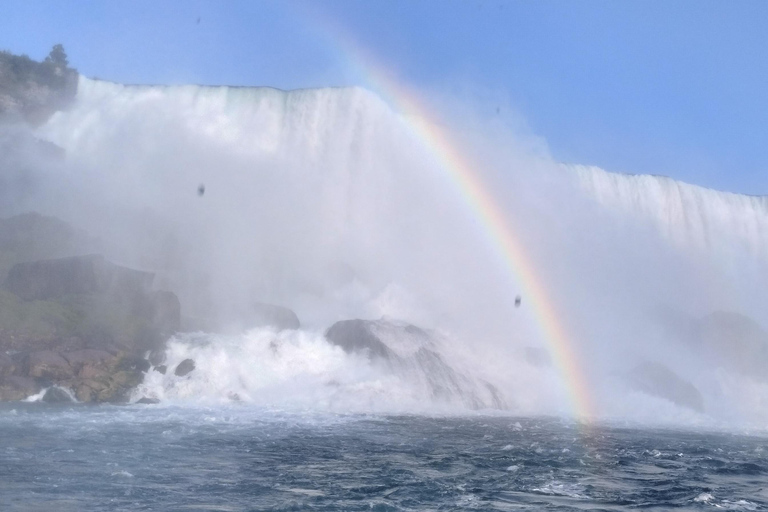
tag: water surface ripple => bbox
[1,404,766,511]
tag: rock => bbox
[0,376,40,401]
[325,318,506,410]
[250,302,300,331]
[75,383,97,402]
[626,361,704,413]
[0,213,89,281]
[116,355,150,373]
[26,350,74,380]
[136,397,160,404]
[42,386,74,403]
[148,348,167,367]
[174,358,195,377]
[3,254,154,301]
[325,319,395,360]
[154,365,167,375]
[63,349,116,370]
[0,253,181,355]
[0,352,16,377]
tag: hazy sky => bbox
[2,0,767,195]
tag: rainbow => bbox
[305,13,595,421]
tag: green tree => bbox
[45,44,68,68]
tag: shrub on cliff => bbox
[0,44,78,124]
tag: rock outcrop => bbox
[4,254,153,301]
[325,319,395,360]
[625,361,704,413]
[325,318,505,409]
[0,251,181,402]
[249,302,300,331]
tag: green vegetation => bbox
[0,44,78,124]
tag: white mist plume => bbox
[4,76,768,424]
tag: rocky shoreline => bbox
[0,213,182,402]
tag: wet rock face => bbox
[0,254,180,355]
[325,318,507,410]
[0,353,16,377]
[0,349,148,403]
[0,376,40,401]
[42,386,74,403]
[26,350,74,381]
[4,254,154,302]
[626,361,704,413]
[0,214,182,403]
[325,319,395,360]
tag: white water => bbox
[9,76,768,424]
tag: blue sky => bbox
[2,0,767,195]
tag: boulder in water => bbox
[174,358,195,377]
[42,386,74,403]
[0,376,40,401]
[325,319,395,360]
[325,318,506,410]
[250,302,300,331]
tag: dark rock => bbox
[0,352,16,377]
[154,365,167,375]
[3,254,153,301]
[26,350,73,380]
[0,213,90,280]
[63,349,115,370]
[250,302,300,331]
[0,376,40,401]
[0,253,181,356]
[174,358,195,377]
[325,318,507,410]
[626,361,704,413]
[325,319,395,360]
[116,355,150,373]
[42,386,74,403]
[148,349,167,367]
[136,397,160,404]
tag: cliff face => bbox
[0,48,78,125]
[0,214,181,403]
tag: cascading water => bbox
[13,76,768,424]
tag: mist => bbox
[3,76,768,425]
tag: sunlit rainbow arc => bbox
[310,20,595,420]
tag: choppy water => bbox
[1,404,766,511]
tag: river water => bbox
[1,403,765,511]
